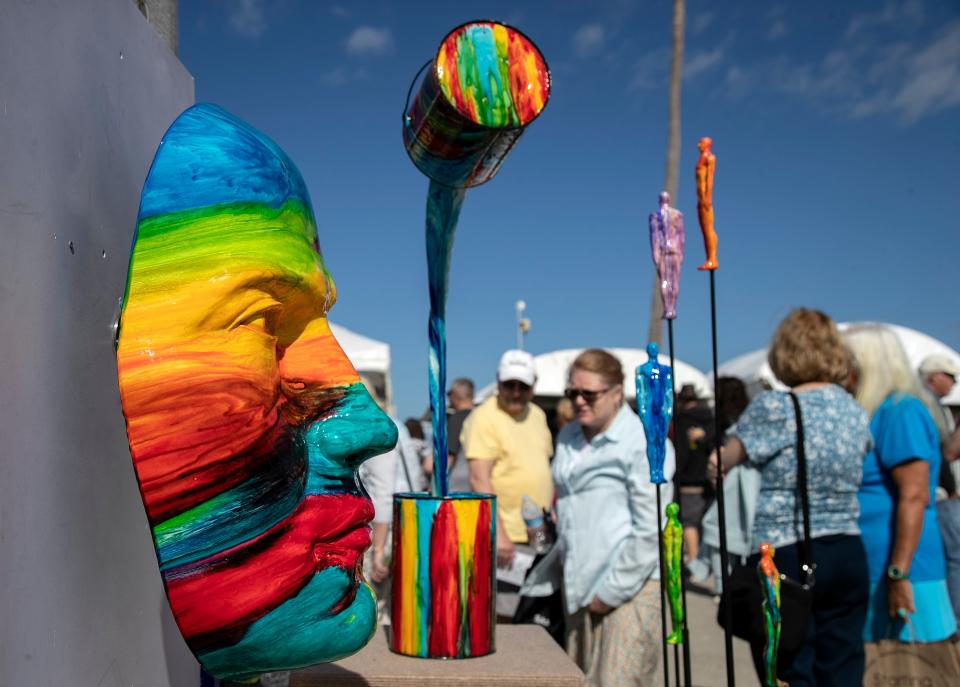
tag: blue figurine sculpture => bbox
[636,342,674,484]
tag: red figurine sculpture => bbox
[695,136,718,271]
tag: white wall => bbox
[0,1,198,684]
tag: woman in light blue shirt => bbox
[845,325,956,644]
[553,348,674,687]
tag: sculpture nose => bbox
[303,383,398,474]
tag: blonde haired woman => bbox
[844,325,956,643]
[553,348,673,686]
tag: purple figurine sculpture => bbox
[649,191,685,320]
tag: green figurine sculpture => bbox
[663,502,684,644]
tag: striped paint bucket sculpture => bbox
[390,493,496,658]
[402,20,550,189]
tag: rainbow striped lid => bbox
[435,21,550,129]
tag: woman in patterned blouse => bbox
[709,308,872,687]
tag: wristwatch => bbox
[886,565,909,581]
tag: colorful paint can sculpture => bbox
[390,493,497,658]
[403,21,550,497]
[403,20,550,189]
[116,103,398,681]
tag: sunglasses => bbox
[501,380,532,393]
[564,386,611,404]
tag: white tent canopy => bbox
[330,323,393,411]
[716,321,960,404]
[477,347,711,404]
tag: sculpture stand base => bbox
[290,625,584,687]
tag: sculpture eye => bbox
[228,299,281,334]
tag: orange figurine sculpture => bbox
[695,136,718,271]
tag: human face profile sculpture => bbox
[115,104,397,681]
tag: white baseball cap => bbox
[497,349,536,386]
[919,354,960,378]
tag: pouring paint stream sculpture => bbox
[424,181,465,497]
[393,22,549,660]
[403,21,550,495]
[115,104,398,680]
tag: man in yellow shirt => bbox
[463,349,554,617]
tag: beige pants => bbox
[566,581,663,687]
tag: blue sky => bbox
[179,0,960,420]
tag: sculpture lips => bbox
[165,493,374,651]
[312,523,371,572]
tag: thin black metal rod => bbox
[667,318,693,687]
[673,643,681,687]
[655,485,672,687]
[709,270,736,687]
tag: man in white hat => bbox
[920,354,960,400]
[919,353,960,626]
[462,349,554,619]
[919,354,960,463]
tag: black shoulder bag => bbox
[717,392,814,666]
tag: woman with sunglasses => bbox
[552,348,674,687]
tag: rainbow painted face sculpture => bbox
[116,104,397,680]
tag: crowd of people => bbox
[358,308,960,687]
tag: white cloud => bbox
[684,47,725,79]
[786,21,960,123]
[345,26,394,57]
[723,9,958,125]
[228,0,267,38]
[767,20,787,41]
[572,24,605,59]
[330,5,349,18]
[845,0,924,39]
[319,66,348,87]
[878,22,960,122]
[724,65,751,97]
[318,65,371,87]
[691,12,715,37]
[627,48,670,91]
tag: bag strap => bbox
[788,391,816,588]
[397,435,416,492]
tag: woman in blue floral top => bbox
[711,308,872,687]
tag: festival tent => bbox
[476,347,712,407]
[716,321,960,405]
[330,323,394,412]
